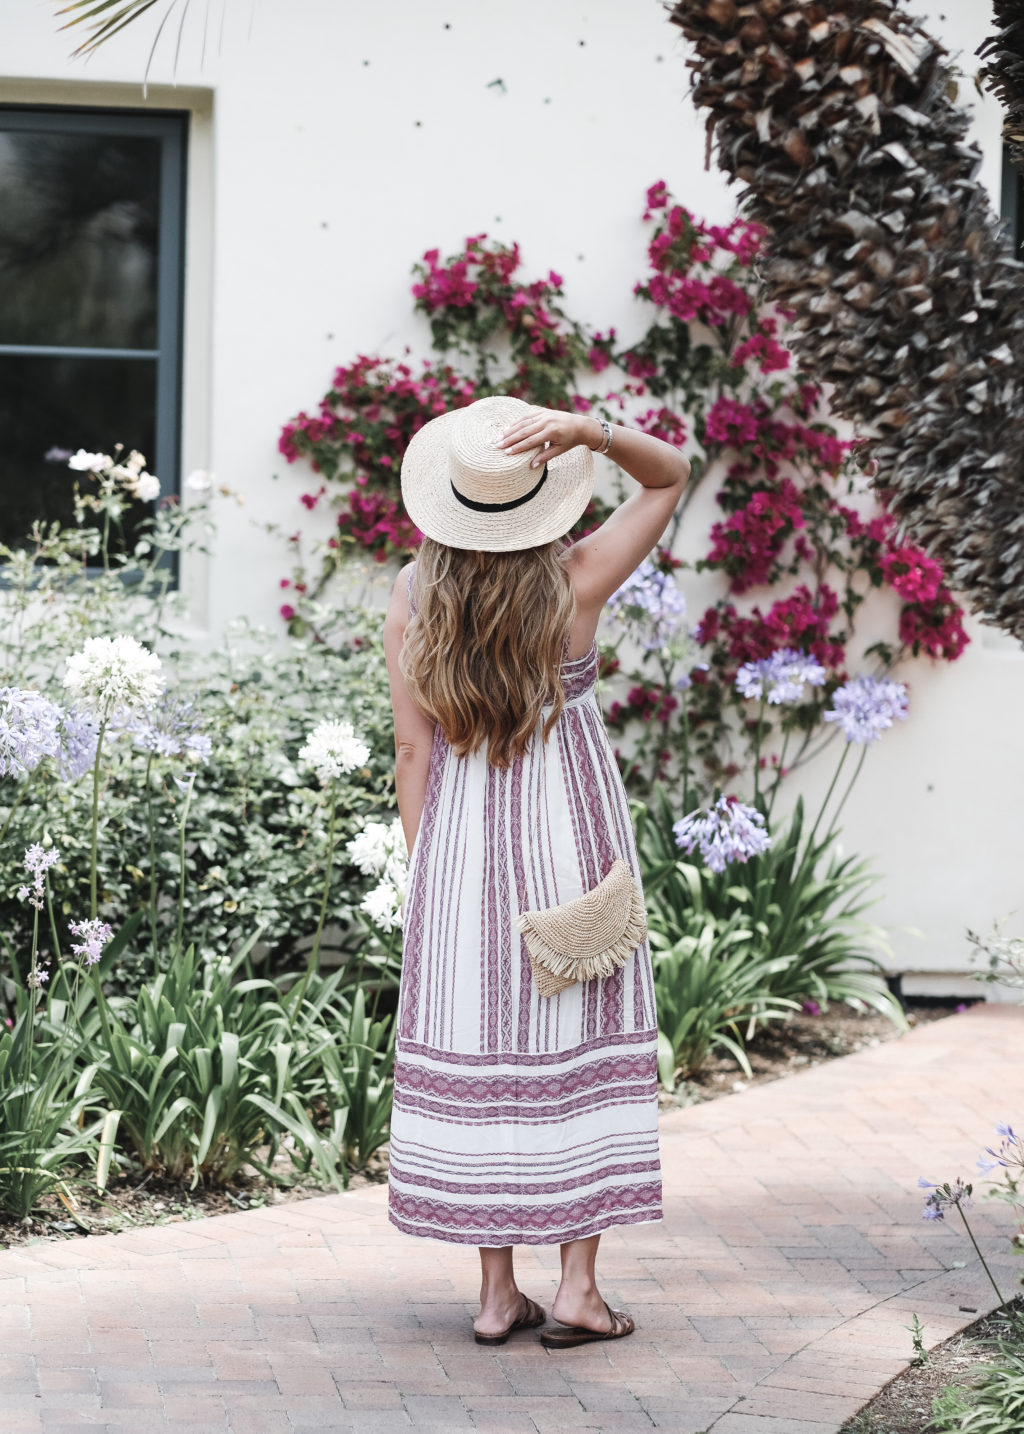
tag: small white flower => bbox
[361,878,403,933]
[347,817,406,878]
[63,635,165,718]
[125,450,147,476]
[185,469,213,492]
[135,473,161,502]
[299,719,370,785]
[67,449,112,473]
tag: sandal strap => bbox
[605,1302,634,1337]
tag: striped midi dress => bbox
[388,637,664,1246]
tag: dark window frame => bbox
[0,104,188,571]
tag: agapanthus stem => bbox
[309,780,340,980]
[175,773,196,953]
[681,698,692,816]
[767,727,792,825]
[144,754,159,968]
[369,932,394,1028]
[823,744,868,847]
[89,720,108,921]
[752,697,766,810]
[957,1202,1007,1309]
[45,878,62,974]
[807,742,849,851]
[26,905,40,1087]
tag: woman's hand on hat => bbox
[498,407,602,469]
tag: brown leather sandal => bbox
[540,1301,635,1348]
[474,1294,547,1346]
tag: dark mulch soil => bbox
[657,997,957,1111]
[0,1152,390,1252]
[838,1299,1024,1434]
[0,999,965,1252]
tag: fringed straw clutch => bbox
[516,859,648,998]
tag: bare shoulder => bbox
[390,560,417,608]
[385,561,417,646]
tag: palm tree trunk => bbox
[668,0,1024,645]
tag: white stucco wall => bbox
[1,1,1021,990]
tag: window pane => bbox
[0,355,156,548]
[0,130,159,349]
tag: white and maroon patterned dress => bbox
[388,603,663,1246]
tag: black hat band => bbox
[450,464,549,514]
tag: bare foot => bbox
[474,1288,528,1338]
[550,1284,615,1332]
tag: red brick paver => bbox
[1,1004,1020,1432]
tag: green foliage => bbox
[706,798,904,1019]
[0,499,398,996]
[928,1384,974,1427]
[0,464,401,1214]
[635,785,905,1085]
[290,986,395,1171]
[0,1010,101,1218]
[649,907,798,1086]
[79,938,379,1189]
[927,1329,1024,1433]
[907,1313,929,1367]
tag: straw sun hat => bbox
[400,395,594,552]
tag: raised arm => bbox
[499,407,690,634]
[383,562,436,853]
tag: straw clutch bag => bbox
[516,859,648,998]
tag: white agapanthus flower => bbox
[63,635,165,718]
[361,878,404,934]
[299,718,370,785]
[67,449,112,472]
[349,815,408,933]
[347,817,406,880]
[135,473,161,502]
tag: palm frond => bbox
[979,1,1024,172]
[57,0,163,55]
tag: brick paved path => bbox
[1,1004,1021,1434]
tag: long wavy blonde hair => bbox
[400,538,577,768]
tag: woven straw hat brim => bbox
[401,403,595,553]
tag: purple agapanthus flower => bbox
[735,648,827,705]
[918,1175,973,1221]
[58,708,100,781]
[823,674,908,745]
[607,559,689,651]
[0,688,64,777]
[672,795,772,874]
[68,917,114,966]
[129,694,212,765]
[977,1122,1023,1176]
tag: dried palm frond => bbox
[979,1,1024,171]
[668,0,1024,644]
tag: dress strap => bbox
[406,562,418,616]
